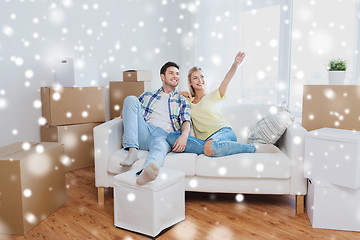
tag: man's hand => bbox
[172,133,188,152]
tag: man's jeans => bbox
[123,96,171,169]
[167,127,256,157]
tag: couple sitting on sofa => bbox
[120,51,278,185]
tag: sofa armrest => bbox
[94,117,123,188]
[278,122,308,195]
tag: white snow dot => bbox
[309,114,314,120]
[0,98,8,109]
[15,57,24,66]
[296,71,305,79]
[52,92,61,101]
[35,55,41,60]
[61,155,71,166]
[82,111,88,118]
[306,94,312,100]
[36,145,44,153]
[127,193,136,202]
[66,112,72,118]
[2,25,14,37]
[81,135,88,141]
[218,167,227,176]
[23,189,32,198]
[159,17,164,22]
[176,28,182,34]
[269,106,277,114]
[12,129,18,135]
[257,71,266,80]
[334,121,340,127]
[154,48,160,54]
[293,136,302,145]
[25,213,37,224]
[131,46,137,52]
[25,70,34,79]
[269,39,278,48]
[83,4,89,10]
[92,3,99,9]
[33,32,39,39]
[22,142,31,151]
[38,117,47,126]
[189,179,198,188]
[344,108,350,114]
[324,89,336,100]
[138,21,144,27]
[24,81,31,87]
[114,105,120,111]
[160,173,167,180]
[10,14,16,20]
[211,55,222,66]
[256,163,264,172]
[101,21,108,27]
[86,29,93,35]
[235,194,244,202]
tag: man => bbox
[120,62,191,185]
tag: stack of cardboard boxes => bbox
[40,58,105,172]
[40,87,105,172]
[110,70,152,119]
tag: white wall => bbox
[0,0,184,147]
[1,0,359,147]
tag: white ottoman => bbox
[114,168,185,237]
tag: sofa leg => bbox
[296,195,304,214]
[98,187,105,205]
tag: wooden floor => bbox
[1,167,359,240]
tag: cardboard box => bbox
[109,81,151,119]
[41,122,102,172]
[302,85,360,132]
[55,58,99,87]
[304,128,360,189]
[123,70,152,82]
[306,179,360,231]
[0,142,66,235]
[41,87,105,126]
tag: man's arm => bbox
[171,121,190,152]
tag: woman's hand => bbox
[234,51,246,67]
[179,91,191,99]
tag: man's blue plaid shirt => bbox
[138,87,191,131]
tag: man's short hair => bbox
[160,62,179,75]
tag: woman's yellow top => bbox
[190,89,230,140]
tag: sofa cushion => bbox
[108,149,197,176]
[247,111,294,144]
[196,152,291,179]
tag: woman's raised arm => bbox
[218,51,246,98]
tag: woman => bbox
[167,51,276,157]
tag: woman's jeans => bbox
[167,127,256,157]
[123,96,171,169]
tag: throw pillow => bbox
[248,111,295,144]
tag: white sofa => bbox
[94,103,308,213]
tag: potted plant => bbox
[327,58,347,85]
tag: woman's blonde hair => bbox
[187,66,203,97]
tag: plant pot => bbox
[328,71,346,85]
